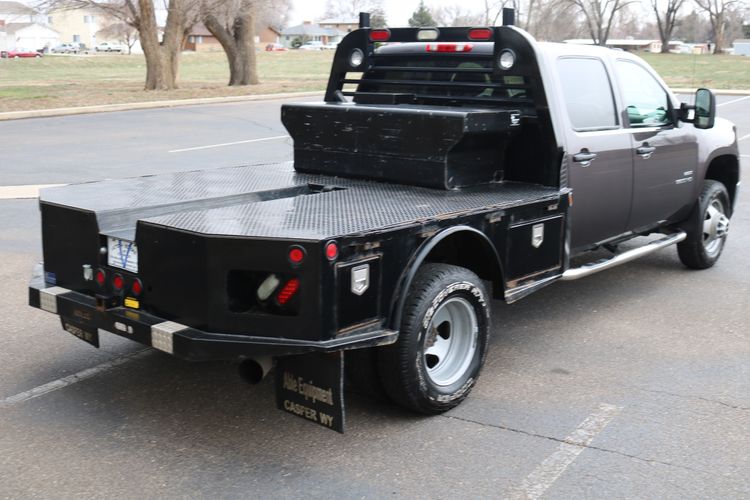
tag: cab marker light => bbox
[369,29,391,42]
[468,28,493,41]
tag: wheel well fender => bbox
[704,155,739,215]
[388,226,503,330]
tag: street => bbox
[0,94,749,498]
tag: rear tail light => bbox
[276,278,300,305]
[325,241,339,261]
[369,29,390,42]
[288,246,305,265]
[426,43,473,53]
[95,269,106,287]
[468,28,493,41]
[112,274,124,291]
[131,278,143,296]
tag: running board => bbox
[561,231,686,281]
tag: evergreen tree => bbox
[408,1,436,27]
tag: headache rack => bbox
[324,21,546,114]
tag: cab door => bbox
[614,59,698,230]
[557,57,633,251]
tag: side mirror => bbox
[694,88,716,129]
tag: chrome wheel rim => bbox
[423,297,478,387]
[703,198,729,257]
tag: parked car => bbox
[1,49,42,58]
[265,43,288,52]
[298,41,324,50]
[322,42,339,50]
[95,42,125,53]
[51,43,80,54]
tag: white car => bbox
[95,42,125,53]
[298,41,324,51]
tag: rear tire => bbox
[677,180,730,269]
[378,263,490,414]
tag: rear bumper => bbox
[28,272,396,361]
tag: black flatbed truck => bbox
[29,13,739,432]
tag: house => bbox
[733,39,750,56]
[183,23,221,52]
[280,21,344,47]
[48,7,115,48]
[0,1,41,24]
[564,38,683,53]
[317,18,358,34]
[257,26,281,45]
[1,22,59,50]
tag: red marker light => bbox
[288,246,305,264]
[468,28,493,41]
[426,43,473,53]
[276,278,300,305]
[325,241,339,261]
[95,269,106,287]
[131,278,143,296]
[370,29,391,42]
[112,274,124,291]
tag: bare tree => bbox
[202,0,256,86]
[432,5,483,26]
[40,0,200,90]
[652,0,686,52]
[323,0,383,19]
[694,0,743,52]
[97,21,139,54]
[563,0,634,45]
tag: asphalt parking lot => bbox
[0,94,749,498]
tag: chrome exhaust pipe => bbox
[238,356,273,384]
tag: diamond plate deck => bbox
[40,162,560,240]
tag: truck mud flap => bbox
[275,352,345,433]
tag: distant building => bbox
[0,1,42,24]
[48,7,114,47]
[733,39,750,56]
[1,22,59,50]
[280,21,344,47]
[564,38,684,53]
[257,26,281,45]
[317,18,358,34]
[183,23,221,52]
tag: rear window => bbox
[557,57,618,131]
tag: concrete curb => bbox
[0,90,324,121]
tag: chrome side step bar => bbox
[561,231,686,281]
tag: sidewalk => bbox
[0,90,324,121]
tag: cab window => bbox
[615,60,671,127]
[557,57,618,131]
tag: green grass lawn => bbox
[0,49,747,112]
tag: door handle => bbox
[636,145,656,159]
[573,151,597,167]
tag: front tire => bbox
[677,180,731,269]
[378,264,490,414]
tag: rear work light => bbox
[468,28,493,41]
[276,278,300,306]
[417,28,439,41]
[369,29,390,42]
[426,43,473,53]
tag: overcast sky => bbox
[290,0,506,26]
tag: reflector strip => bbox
[151,321,187,354]
[276,278,300,305]
[39,286,69,314]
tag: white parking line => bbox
[511,402,622,500]
[168,135,289,153]
[0,184,66,200]
[738,133,750,142]
[718,95,750,107]
[0,349,151,409]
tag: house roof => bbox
[4,22,59,34]
[188,22,212,37]
[0,1,35,14]
[317,18,358,25]
[281,23,343,37]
